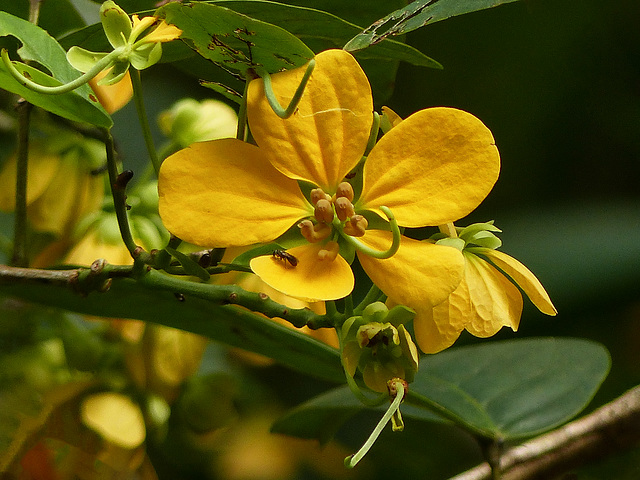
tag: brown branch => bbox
[451,385,640,480]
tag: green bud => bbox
[361,301,388,323]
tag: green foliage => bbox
[273,338,610,441]
[0,12,112,127]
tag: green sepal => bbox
[130,41,162,70]
[435,237,465,251]
[66,46,108,73]
[101,0,132,49]
[385,305,415,327]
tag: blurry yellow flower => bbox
[0,132,104,236]
[416,223,557,353]
[159,49,499,309]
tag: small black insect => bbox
[272,249,298,267]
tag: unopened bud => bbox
[314,199,334,224]
[343,215,368,237]
[334,197,355,222]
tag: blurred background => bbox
[1,0,639,478]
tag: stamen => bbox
[314,198,334,224]
[334,197,355,221]
[340,206,400,259]
[317,241,340,261]
[343,215,368,237]
[335,182,355,201]
[310,187,331,206]
[260,58,316,119]
[298,220,331,243]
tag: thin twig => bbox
[450,385,640,480]
[11,100,32,267]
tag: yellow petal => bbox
[249,243,354,302]
[357,231,464,309]
[158,139,311,247]
[89,70,133,114]
[463,252,522,337]
[0,149,60,210]
[412,302,466,355]
[247,49,373,192]
[475,247,557,316]
[358,107,500,227]
[142,20,182,43]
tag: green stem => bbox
[363,111,380,156]
[1,48,122,95]
[260,59,315,119]
[101,128,140,259]
[345,380,405,468]
[340,206,400,259]
[11,101,32,267]
[130,68,160,175]
[236,77,250,141]
[353,284,383,315]
[28,0,42,24]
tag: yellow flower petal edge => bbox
[158,139,311,247]
[475,247,558,316]
[357,231,465,310]
[462,252,523,337]
[247,49,373,192]
[250,243,354,302]
[358,107,500,227]
[0,150,60,210]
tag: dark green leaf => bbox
[201,80,242,104]
[0,12,112,128]
[345,0,521,52]
[157,2,314,76]
[212,0,440,68]
[273,338,610,441]
[0,276,343,383]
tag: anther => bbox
[318,241,340,262]
[310,188,331,206]
[314,199,334,224]
[334,197,355,222]
[343,215,368,237]
[298,220,331,243]
[336,182,354,201]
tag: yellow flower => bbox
[89,70,133,114]
[158,49,500,308]
[0,132,104,236]
[415,223,557,353]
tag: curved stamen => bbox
[364,111,380,156]
[1,48,123,95]
[339,206,400,259]
[260,58,316,119]
[344,379,405,468]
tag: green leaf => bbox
[212,0,440,68]
[165,246,211,282]
[0,275,343,383]
[157,2,314,76]
[0,12,112,128]
[201,80,242,104]
[273,338,610,441]
[345,0,521,52]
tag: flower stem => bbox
[236,76,250,141]
[1,48,122,95]
[344,380,405,468]
[130,68,161,175]
[11,100,32,267]
[101,128,141,259]
[260,59,315,118]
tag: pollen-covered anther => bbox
[334,197,355,222]
[298,219,331,243]
[335,182,354,201]
[317,240,340,262]
[310,188,331,206]
[314,198,334,224]
[343,214,368,237]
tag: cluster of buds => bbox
[341,302,419,393]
